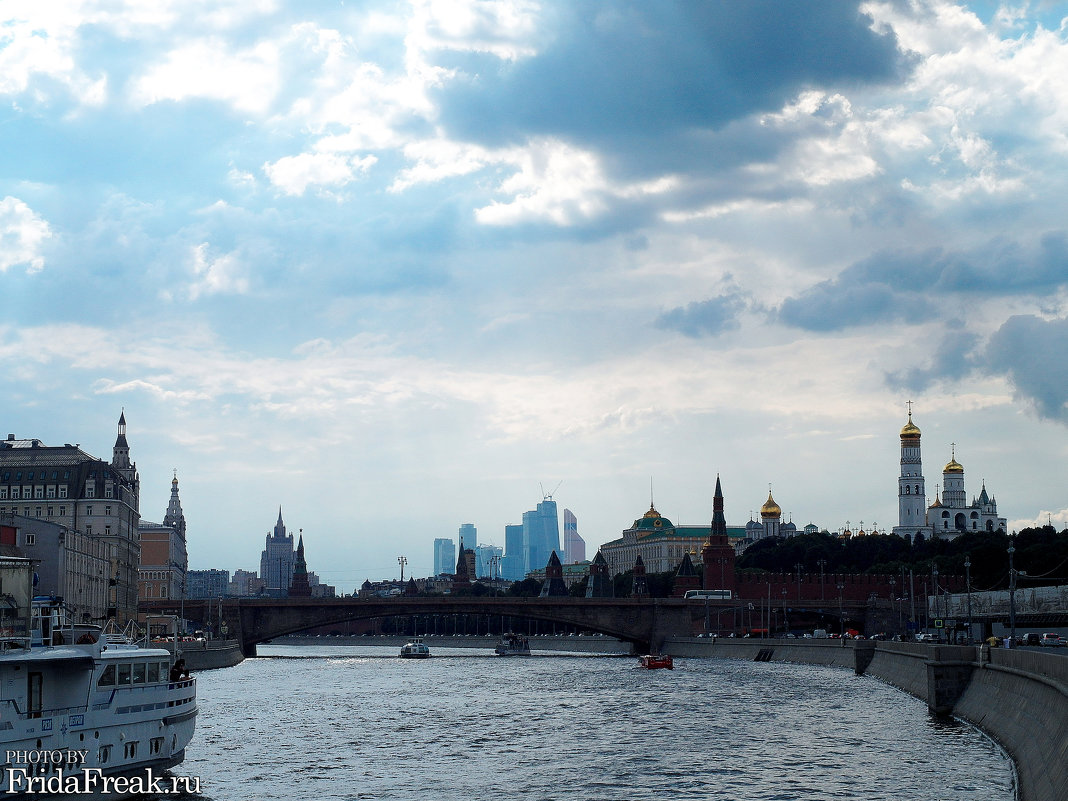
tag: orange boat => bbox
[638,654,674,669]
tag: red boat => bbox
[638,654,674,669]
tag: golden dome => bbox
[900,413,921,440]
[642,505,661,519]
[760,491,781,518]
[944,458,964,474]
[839,529,852,539]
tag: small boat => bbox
[494,632,531,656]
[638,654,674,669]
[399,638,431,658]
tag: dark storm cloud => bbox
[655,292,747,337]
[778,233,1068,333]
[985,315,1068,423]
[885,323,982,391]
[432,1,905,153]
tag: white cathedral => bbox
[891,409,1007,541]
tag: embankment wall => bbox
[664,637,1068,801]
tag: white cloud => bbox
[262,152,377,196]
[131,38,281,114]
[187,242,249,299]
[0,197,52,274]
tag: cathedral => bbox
[891,408,1007,541]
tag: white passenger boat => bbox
[399,638,431,659]
[493,633,531,656]
[0,558,197,795]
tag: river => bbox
[173,645,1015,800]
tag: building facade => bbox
[522,499,560,576]
[186,569,230,599]
[500,524,524,580]
[1,515,110,622]
[260,509,295,596]
[138,472,188,603]
[0,413,141,621]
[562,508,585,564]
[433,538,455,577]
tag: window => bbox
[132,663,146,684]
[147,662,159,683]
[105,485,113,498]
[46,507,53,516]
[34,507,41,518]
[24,534,36,546]
[160,586,167,598]
[914,485,920,494]
[85,484,94,498]
[117,663,131,685]
[26,472,33,481]
[59,506,66,516]
[97,665,116,686]
[904,486,910,494]
[86,506,93,516]
[58,486,67,499]
[98,745,111,764]
[150,737,163,755]
[123,742,137,759]
[22,487,31,499]
[34,486,43,499]
[0,488,6,499]
[46,486,55,499]
[105,506,111,516]
[86,525,92,536]
[104,525,111,537]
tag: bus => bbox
[684,589,733,600]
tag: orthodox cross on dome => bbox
[950,442,957,458]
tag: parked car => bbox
[1040,633,1065,647]
[1022,633,1042,646]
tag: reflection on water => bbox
[169,646,1015,801]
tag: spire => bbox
[289,531,311,597]
[164,470,187,540]
[112,409,132,470]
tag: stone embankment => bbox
[164,639,244,671]
[666,637,1068,801]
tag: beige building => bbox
[0,413,142,622]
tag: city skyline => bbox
[4,2,1068,583]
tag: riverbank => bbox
[665,637,1067,801]
[163,639,244,671]
[274,633,631,653]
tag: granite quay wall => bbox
[274,634,632,654]
[664,637,1068,801]
[165,639,244,671]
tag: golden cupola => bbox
[900,412,921,440]
[760,491,781,519]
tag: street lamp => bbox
[398,556,407,583]
[782,588,788,634]
[964,556,972,643]
[1008,534,1017,647]
[817,559,827,600]
[932,566,939,639]
[837,582,845,637]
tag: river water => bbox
[173,645,1015,801]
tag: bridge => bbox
[140,595,875,656]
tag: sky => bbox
[3,0,1068,588]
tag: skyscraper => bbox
[458,523,477,553]
[260,508,295,597]
[474,544,503,578]
[522,499,560,576]
[501,524,525,580]
[562,508,585,564]
[433,537,455,576]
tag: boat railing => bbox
[102,617,150,647]
[0,697,89,723]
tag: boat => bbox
[638,654,674,669]
[494,633,531,656]
[399,638,431,658]
[0,557,198,795]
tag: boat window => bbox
[150,737,163,755]
[98,745,110,764]
[117,664,131,685]
[97,665,116,686]
[159,661,168,680]
[132,663,146,684]
[123,742,137,759]
[146,662,159,683]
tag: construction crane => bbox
[540,480,563,501]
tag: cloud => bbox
[433,1,904,150]
[885,323,982,391]
[187,243,250,299]
[655,293,747,338]
[778,234,1068,332]
[985,314,1068,423]
[0,197,52,273]
[262,152,377,196]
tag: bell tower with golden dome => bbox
[892,402,933,541]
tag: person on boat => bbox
[169,659,190,681]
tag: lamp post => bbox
[782,587,788,634]
[932,566,939,640]
[817,559,827,600]
[889,576,897,634]
[398,555,407,583]
[964,556,972,643]
[1008,534,1017,647]
[837,582,845,637]
[795,563,803,601]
